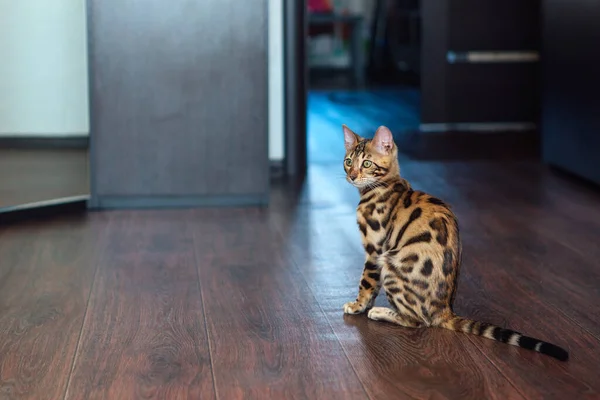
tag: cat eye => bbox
[362,160,373,168]
[344,158,352,166]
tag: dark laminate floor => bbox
[1,93,599,399]
[0,149,89,209]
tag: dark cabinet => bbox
[541,0,600,185]
[422,0,541,127]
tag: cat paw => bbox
[367,307,389,321]
[343,301,367,314]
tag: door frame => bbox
[283,0,307,177]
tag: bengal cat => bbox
[341,124,569,362]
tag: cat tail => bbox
[438,314,569,361]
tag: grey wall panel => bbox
[88,0,268,207]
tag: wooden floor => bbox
[1,93,600,399]
[0,149,89,209]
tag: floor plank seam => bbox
[543,297,600,344]
[270,225,378,400]
[510,230,600,343]
[288,258,376,400]
[61,217,110,400]
[191,225,220,400]
[461,335,531,399]
[265,215,369,397]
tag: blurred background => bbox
[302,0,568,166]
[1,0,598,216]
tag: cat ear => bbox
[372,126,394,154]
[343,124,358,151]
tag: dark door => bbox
[421,0,541,130]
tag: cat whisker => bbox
[365,181,388,190]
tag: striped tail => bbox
[439,314,569,362]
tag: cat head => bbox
[342,124,399,189]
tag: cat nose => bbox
[349,172,358,181]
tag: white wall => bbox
[268,0,285,161]
[0,0,89,137]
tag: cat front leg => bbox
[343,255,382,314]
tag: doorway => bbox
[306,0,421,167]
[284,0,545,176]
[282,0,424,177]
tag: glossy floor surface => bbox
[0,149,89,209]
[1,92,599,399]
[309,89,420,165]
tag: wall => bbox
[0,0,89,137]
